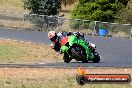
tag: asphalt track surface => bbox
[0,28,132,68]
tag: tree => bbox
[116,1,132,24]
[24,0,60,15]
[23,0,76,15]
[71,0,129,22]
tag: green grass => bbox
[0,39,63,63]
[0,44,29,63]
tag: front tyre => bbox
[63,53,71,63]
[93,52,100,63]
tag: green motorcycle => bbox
[59,34,100,63]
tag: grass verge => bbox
[0,39,63,63]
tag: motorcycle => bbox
[59,34,101,63]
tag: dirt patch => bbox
[0,67,131,86]
[0,68,131,88]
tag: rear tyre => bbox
[63,53,71,63]
[93,52,100,63]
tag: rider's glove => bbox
[89,42,96,48]
[50,43,54,49]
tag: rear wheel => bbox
[93,52,100,63]
[63,53,71,63]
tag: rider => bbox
[48,31,93,53]
[48,31,61,53]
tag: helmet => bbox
[48,31,57,42]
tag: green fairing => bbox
[60,35,94,61]
[60,46,69,53]
[68,36,78,46]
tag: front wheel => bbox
[93,52,100,63]
[63,53,71,63]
